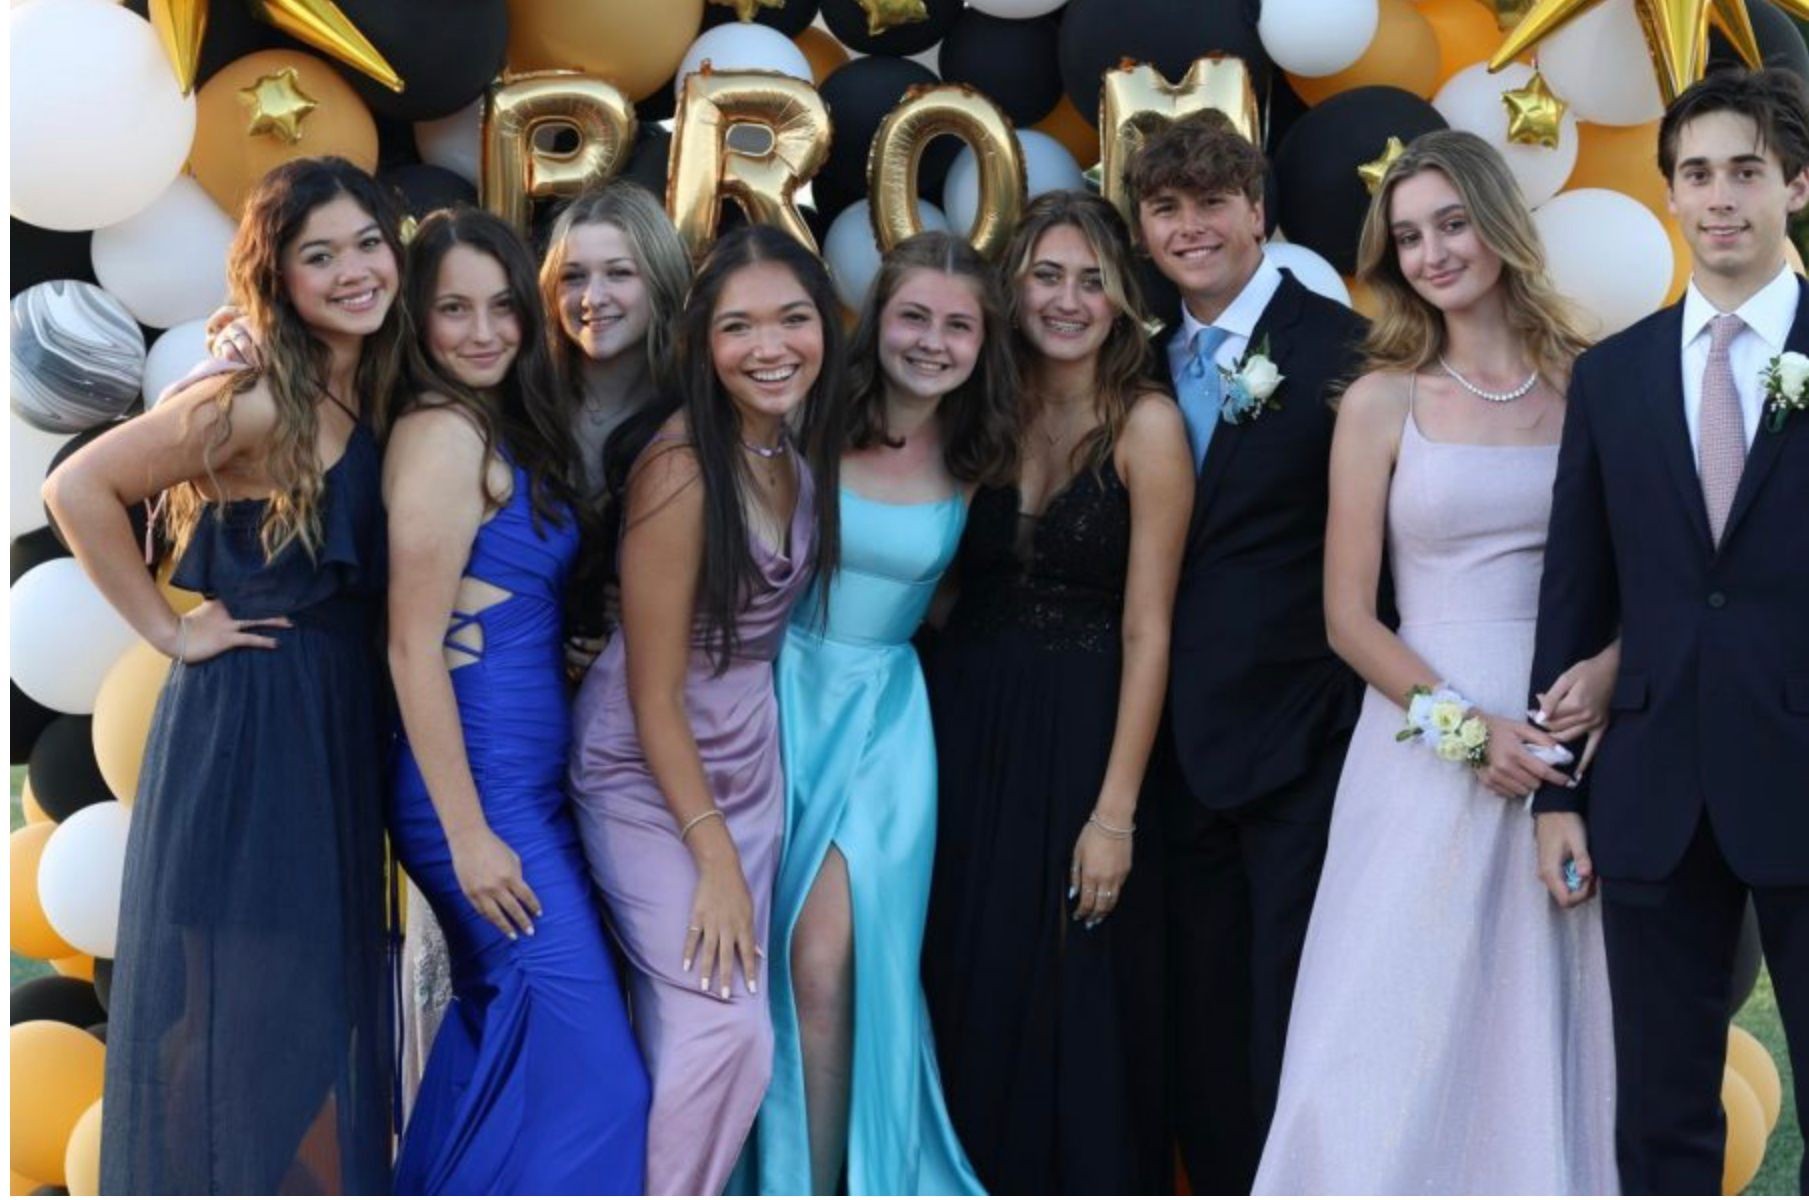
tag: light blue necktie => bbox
[1175,325,1230,471]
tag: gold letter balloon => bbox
[667,68,833,257]
[1098,56,1261,219]
[868,83,1025,259]
[482,71,638,234]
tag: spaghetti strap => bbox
[324,392,361,425]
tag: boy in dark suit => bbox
[1124,111,1367,1191]
[1531,67,1809,1194]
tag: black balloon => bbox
[30,1186,69,1196]
[702,0,821,37]
[124,0,288,89]
[27,716,112,822]
[1060,0,1269,126]
[11,220,97,298]
[10,976,107,1030]
[1266,74,1314,156]
[86,1022,107,1045]
[12,683,58,767]
[93,959,114,1014]
[821,0,962,56]
[1273,86,1447,275]
[1709,1,1809,79]
[375,113,424,171]
[12,527,69,586]
[46,426,151,556]
[817,56,959,209]
[621,126,675,200]
[638,78,679,126]
[939,9,1064,126]
[336,0,509,122]
[378,163,478,219]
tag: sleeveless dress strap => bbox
[324,392,361,425]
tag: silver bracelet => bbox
[1087,813,1136,840]
[173,614,190,664]
[679,809,724,843]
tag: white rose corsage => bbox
[1761,350,1809,432]
[1218,335,1284,425]
[1397,683,1489,769]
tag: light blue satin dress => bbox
[751,488,984,1195]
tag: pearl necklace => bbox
[1439,355,1537,404]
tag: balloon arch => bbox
[10,0,1804,1192]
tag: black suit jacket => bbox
[1530,284,1809,885]
[1163,272,1369,811]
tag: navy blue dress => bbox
[100,423,392,1195]
[389,460,649,1194]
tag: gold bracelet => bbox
[1087,813,1136,840]
[679,809,724,843]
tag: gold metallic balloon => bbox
[1488,0,1761,103]
[1501,70,1566,148]
[667,67,832,257]
[249,0,403,92]
[482,71,639,234]
[505,0,705,103]
[1099,56,1260,219]
[148,0,208,95]
[868,83,1024,259]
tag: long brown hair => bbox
[164,157,405,560]
[1001,190,1160,474]
[382,207,586,533]
[1356,130,1591,385]
[844,232,1019,486]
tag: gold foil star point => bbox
[1503,71,1567,148]
[1358,136,1407,196]
[710,0,784,20]
[857,0,929,37]
[240,67,318,144]
[1488,0,1762,103]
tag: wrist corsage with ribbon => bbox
[1397,683,1489,768]
[1761,350,1809,432]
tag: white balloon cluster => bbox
[38,803,133,961]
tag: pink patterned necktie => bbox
[1699,313,1748,545]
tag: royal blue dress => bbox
[101,422,392,1195]
[748,488,984,1195]
[389,459,649,1195]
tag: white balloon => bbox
[1258,0,1378,78]
[415,99,483,187]
[10,558,140,714]
[91,176,235,330]
[10,0,196,231]
[1433,62,1580,207]
[942,130,1083,243]
[824,200,952,311]
[1535,0,1663,126]
[142,320,214,408]
[38,801,131,960]
[675,22,813,98]
[10,413,65,538]
[968,0,1068,16]
[1264,241,1352,308]
[1534,188,1673,336]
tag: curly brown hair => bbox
[1121,108,1267,226]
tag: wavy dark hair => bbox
[844,231,1019,486]
[605,225,845,673]
[1001,190,1160,474]
[165,156,405,560]
[380,207,585,533]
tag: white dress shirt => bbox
[1679,263,1799,455]
[1173,253,1285,375]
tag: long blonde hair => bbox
[538,182,692,399]
[1001,190,1160,474]
[164,157,405,561]
[1355,130,1591,387]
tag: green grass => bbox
[7,768,1799,1190]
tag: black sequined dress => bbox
[922,460,1168,1195]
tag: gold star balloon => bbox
[1358,136,1407,196]
[711,0,785,19]
[1503,71,1567,148]
[240,67,318,143]
[1488,0,1763,103]
[148,0,402,95]
[856,0,929,37]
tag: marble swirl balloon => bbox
[11,282,147,435]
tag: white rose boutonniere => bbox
[1218,335,1285,425]
[1761,351,1809,432]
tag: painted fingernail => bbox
[1067,884,1078,900]
[1533,709,1548,724]
[721,985,731,1000]
[700,976,710,991]
[749,978,759,995]
[524,924,536,936]
[683,958,693,971]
